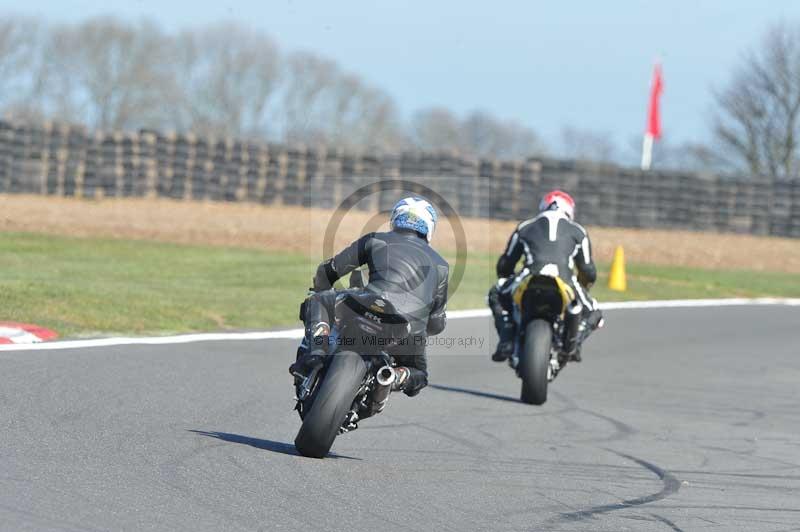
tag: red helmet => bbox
[539,190,575,219]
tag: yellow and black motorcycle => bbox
[507,270,584,405]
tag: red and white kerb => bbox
[0,322,58,344]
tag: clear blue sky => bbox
[4,0,800,150]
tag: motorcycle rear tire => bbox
[520,319,552,405]
[294,351,367,458]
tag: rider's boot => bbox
[391,367,411,391]
[491,340,514,362]
[492,320,516,362]
[391,366,430,397]
[563,300,583,358]
[489,281,515,362]
[569,308,604,363]
[289,346,326,377]
[576,308,604,345]
[289,321,330,377]
[585,308,604,331]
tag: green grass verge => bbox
[2,232,799,338]
[448,252,800,308]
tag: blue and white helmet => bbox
[390,197,438,243]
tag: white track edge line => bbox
[1,297,799,352]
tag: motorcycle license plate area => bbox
[514,274,571,320]
[333,292,411,353]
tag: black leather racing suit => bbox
[305,228,450,396]
[488,208,599,351]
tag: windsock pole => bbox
[641,133,654,171]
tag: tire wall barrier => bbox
[1,120,799,237]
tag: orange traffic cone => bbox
[608,246,627,292]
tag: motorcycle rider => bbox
[488,190,603,363]
[290,197,449,397]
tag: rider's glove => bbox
[577,270,594,289]
[312,259,337,292]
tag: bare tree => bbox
[561,126,617,162]
[482,115,546,158]
[173,22,280,137]
[409,107,462,151]
[410,107,545,157]
[277,52,402,149]
[460,111,500,155]
[0,14,544,157]
[0,16,46,119]
[619,133,725,172]
[278,51,339,144]
[41,17,174,130]
[325,76,403,149]
[713,22,800,178]
[349,86,403,150]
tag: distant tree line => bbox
[0,15,545,158]
[711,22,800,179]
[1,15,799,176]
[560,22,800,178]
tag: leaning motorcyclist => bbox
[488,190,603,362]
[290,197,450,397]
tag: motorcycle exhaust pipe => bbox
[370,366,396,413]
[376,365,396,387]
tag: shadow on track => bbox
[188,430,361,460]
[429,384,520,404]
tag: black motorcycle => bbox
[292,271,410,458]
[506,271,585,405]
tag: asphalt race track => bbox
[2,305,799,531]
